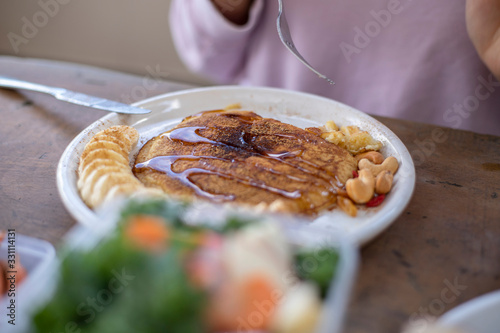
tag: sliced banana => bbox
[103,183,143,204]
[78,149,129,175]
[103,184,164,206]
[77,125,164,209]
[77,159,129,191]
[80,141,129,162]
[89,172,142,208]
[80,166,132,201]
[91,126,139,150]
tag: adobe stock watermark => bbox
[411,73,500,166]
[442,73,500,129]
[405,276,467,333]
[340,0,411,63]
[7,0,73,54]
[53,267,135,333]
[120,65,170,105]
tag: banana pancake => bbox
[133,110,357,215]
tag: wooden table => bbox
[0,56,499,333]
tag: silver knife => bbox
[0,75,151,114]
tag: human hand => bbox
[211,0,255,25]
[466,0,500,80]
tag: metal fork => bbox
[276,0,335,85]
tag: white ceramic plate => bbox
[436,290,500,333]
[57,86,415,245]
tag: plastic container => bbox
[5,200,359,333]
[436,289,500,333]
[0,233,55,332]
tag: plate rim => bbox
[56,85,416,245]
[437,289,500,330]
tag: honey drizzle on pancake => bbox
[136,155,303,202]
[134,111,343,211]
[165,126,339,185]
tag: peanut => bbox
[346,169,375,204]
[337,196,357,217]
[358,156,399,177]
[355,151,384,164]
[375,171,393,194]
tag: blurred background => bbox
[0,0,210,85]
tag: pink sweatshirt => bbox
[169,0,500,136]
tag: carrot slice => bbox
[239,273,277,330]
[124,215,170,252]
[207,273,277,332]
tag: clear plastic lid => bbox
[0,233,56,332]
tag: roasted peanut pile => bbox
[321,121,399,217]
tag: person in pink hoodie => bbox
[169,0,500,135]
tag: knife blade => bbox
[0,75,151,115]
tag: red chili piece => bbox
[352,170,359,178]
[366,194,385,207]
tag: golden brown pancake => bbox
[133,110,357,215]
